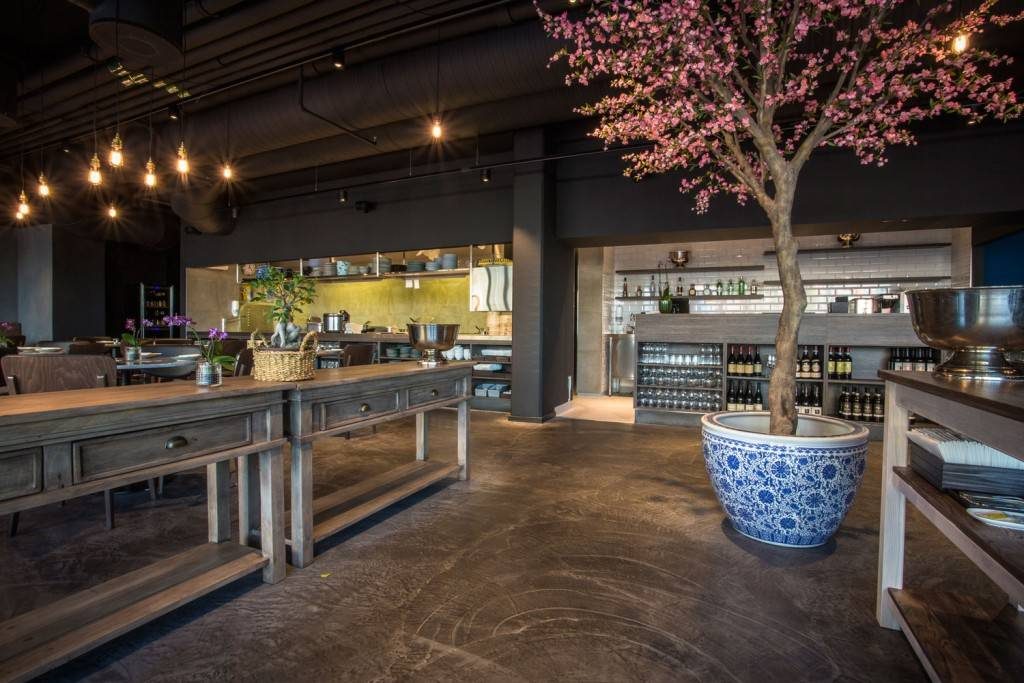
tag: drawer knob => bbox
[165,436,189,450]
[430,389,439,397]
[360,403,371,413]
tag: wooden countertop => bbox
[878,370,1024,423]
[0,362,475,423]
[290,360,473,391]
[0,377,294,424]
[225,332,512,344]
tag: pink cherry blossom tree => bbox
[542,0,1023,434]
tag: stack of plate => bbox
[407,260,425,272]
[441,253,458,269]
[424,260,441,272]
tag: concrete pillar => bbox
[511,128,575,421]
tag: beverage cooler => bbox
[138,283,175,338]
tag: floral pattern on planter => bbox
[702,429,867,547]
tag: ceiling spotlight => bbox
[168,105,180,121]
[61,140,71,154]
[37,173,50,197]
[176,142,189,174]
[952,33,969,54]
[88,153,103,185]
[17,190,29,216]
[144,158,157,187]
[221,163,233,180]
[107,204,118,219]
[331,46,346,70]
[431,118,442,140]
[480,168,491,183]
[108,132,124,167]
[339,189,348,204]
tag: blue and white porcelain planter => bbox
[701,412,869,548]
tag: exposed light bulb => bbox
[221,164,233,179]
[144,158,157,187]
[431,119,442,140]
[88,153,103,185]
[15,209,24,221]
[176,142,189,174]
[108,132,124,167]
[952,33,969,54]
[37,174,50,197]
[17,190,29,215]
[107,205,118,219]
[480,168,491,183]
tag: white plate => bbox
[175,353,201,359]
[139,352,161,358]
[967,507,1024,531]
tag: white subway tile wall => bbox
[608,229,955,331]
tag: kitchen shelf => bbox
[614,294,764,301]
[761,275,949,286]
[637,384,721,392]
[764,242,950,257]
[616,265,764,275]
[472,372,511,380]
[471,356,511,363]
[307,274,383,283]
[383,268,470,280]
[726,375,823,382]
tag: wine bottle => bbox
[811,385,822,415]
[925,348,936,372]
[753,347,763,377]
[622,277,628,297]
[743,345,754,376]
[913,347,927,372]
[727,346,737,375]
[873,389,885,422]
[799,346,811,379]
[851,387,863,421]
[810,347,821,378]
[827,347,837,379]
[839,387,851,419]
[754,383,763,410]
[844,347,854,380]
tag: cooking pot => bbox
[323,310,350,332]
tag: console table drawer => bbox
[72,414,253,483]
[0,448,43,501]
[407,379,461,407]
[320,391,400,430]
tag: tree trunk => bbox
[767,183,806,435]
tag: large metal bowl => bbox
[905,286,1024,381]
[407,323,461,367]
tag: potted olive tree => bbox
[543,0,1022,545]
[250,267,317,348]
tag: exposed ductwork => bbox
[86,0,184,70]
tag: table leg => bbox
[291,441,314,569]
[259,447,286,584]
[237,453,261,547]
[206,460,231,543]
[877,385,909,629]
[457,399,470,481]
[416,411,429,461]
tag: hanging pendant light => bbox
[221,164,233,179]
[431,118,443,140]
[107,204,118,219]
[176,142,189,174]
[108,132,124,167]
[17,190,29,216]
[88,153,103,185]
[37,173,50,198]
[144,158,157,187]
[952,33,969,54]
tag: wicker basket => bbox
[252,331,317,382]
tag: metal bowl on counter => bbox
[407,323,461,367]
[906,286,1024,381]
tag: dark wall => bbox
[555,124,1024,244]
[0,228,17,321]
[105,238,181,335]
[979,228,1024,285]
[181,173,515,268]
[51,230,105,340]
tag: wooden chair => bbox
[0,346,17,394]
[1,355,156,535]
[342,343,374,367]
[68,341,111,355]
[234,348,254,377]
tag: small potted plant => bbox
[0,322,12,348]
[249,267,317,348]
[120,318,152,362]
[162,315,235,386]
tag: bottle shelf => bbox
[615,295,763,301]
[635,407,716,415]
[639,363,721,369]
[725,375,823,382]
[616,265,765,275]
[638,384,721,391]
[829,378,886,385]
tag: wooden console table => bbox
[876,370,1024,682]
[0,379,289,683]
[234,362,473,569]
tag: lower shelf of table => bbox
[470,396,511,411]
[0,542,266,683]
[287,460,459,546]
[886,588,1024,682]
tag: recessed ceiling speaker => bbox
[88,0,183,70]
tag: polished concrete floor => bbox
[0,410,1003,681]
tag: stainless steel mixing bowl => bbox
[407,323,461,367]
[905,286,1024,381]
